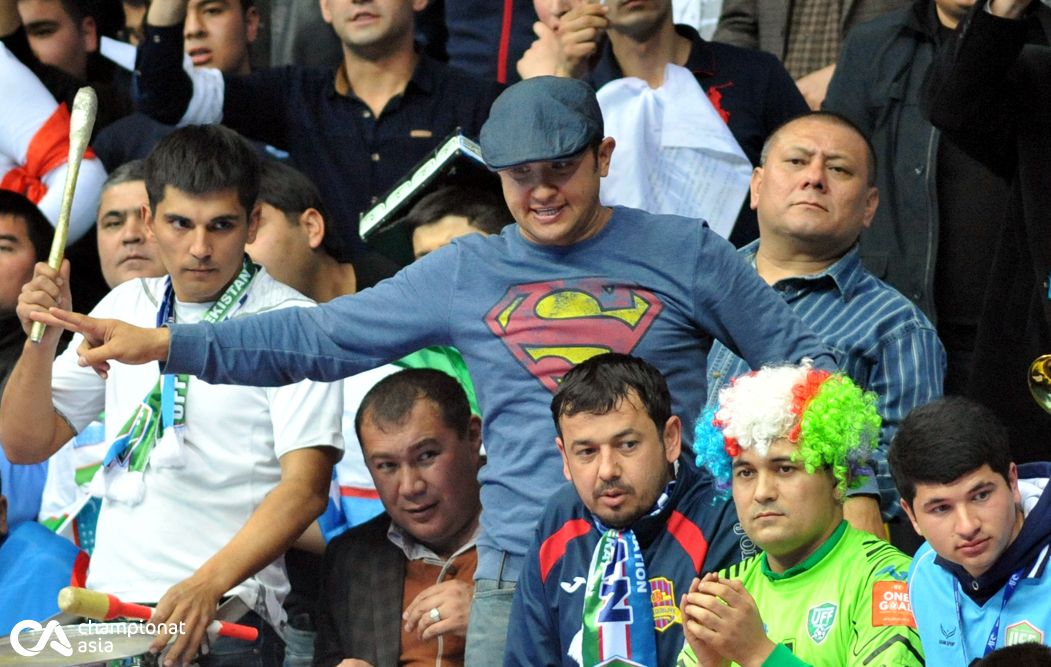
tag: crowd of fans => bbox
[0,0,1049,665]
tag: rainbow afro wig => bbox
[695,361,881,498]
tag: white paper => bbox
[598,63,752,239]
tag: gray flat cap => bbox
[480,76,604,170]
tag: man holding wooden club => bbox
[0,124,343,666]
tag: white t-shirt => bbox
[50,270,344,628]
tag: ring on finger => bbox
[429,607,441,622]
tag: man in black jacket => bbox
[823,0,1049,396]
[922,0,1051,464]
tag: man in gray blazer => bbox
[314,369,483,667]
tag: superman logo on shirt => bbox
[484,278,664,393]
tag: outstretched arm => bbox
[44,250,455,388]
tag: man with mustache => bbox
[703,112,944,546]
[506,353,743,666]
[315,369,482,667]
[93,160,166,288]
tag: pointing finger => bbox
[46,307,103,339]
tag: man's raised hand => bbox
[18,260,72,351]
[556,2,609,79]
[518,21,563,79]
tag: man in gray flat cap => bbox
[29,76,836,663]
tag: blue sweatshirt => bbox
[164,207,835,581]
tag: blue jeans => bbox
[465,578,516,666]
[280,622,316,667]
[199,611,284,667]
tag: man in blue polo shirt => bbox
[704,111,945,543]
[135,0,502,265]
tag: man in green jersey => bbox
[678,363,924,666]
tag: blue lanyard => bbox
[953,568,1024,660]
[153,258,258,328]
[153,259,257,430]
[156,278,180,431]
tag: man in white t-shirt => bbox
[0,125,343,667]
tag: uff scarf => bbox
[90,259,258,505]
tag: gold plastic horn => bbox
[29,86,98,343]
[1027,354,1051,415]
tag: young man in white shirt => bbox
[0,124,343,666]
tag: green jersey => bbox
[394,346,480,414]
[678,522,924,667]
